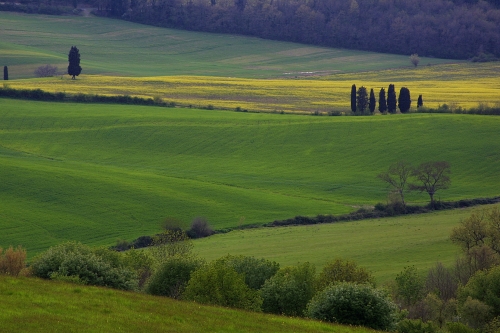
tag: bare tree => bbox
[34,64,58,77]
[377,160,413,208]
[410,54,420,67]
[410,161,450,206]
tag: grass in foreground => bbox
[194,205,500,283]
[0,275,368,333]
[0,98,499,257]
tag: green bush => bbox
[317,258,375,290]
[146,257,202,298]
[30,242,137,290]
[219,255,279,290]
[183,259,262,311]
[397,319,438,333]
[446,322,478,333]
[260,262,316,317]
[305,282,399,331]
[458,265,500,317]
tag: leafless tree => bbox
[377,160,413,207]
[410,54,420,67]
[410,161,450,206]
[34,64,58,77]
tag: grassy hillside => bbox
[0,275,368,333]
[0,12,456,79]
[0,98,499,256]
[195,205,500,283]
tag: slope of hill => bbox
[0,12,457,79]
[0,275,367,333]
[0,98,499,256]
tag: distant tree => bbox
[417,95,423,108]
[350,84,357,113]
[377,160,413,208]
[410,161,451,206]
[34,64,58,78]
[369,88,376,114]
[68,46,82,80]
[3,66,7,80]
[410,54,420,67]
[378,88,387,113]
[186,217,214,239]
[356,86,368,115]
[395,265,425,307]
[398,87,411,113]
[317,259,375,291]
[387,84,397,114]
[220,255,280,290]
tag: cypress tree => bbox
[356,86,368,115]
[68,46,82,80]
[369,88,376,114]
[387,84,397,114]
[350,84,357,114]
[398,87,411,113]
[3,66,7,80]
[378,88,387,113]
[417,95,423,108]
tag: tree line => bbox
[351,84,421,115]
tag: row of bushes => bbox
[266,196,500,227]
[415,104,500,116]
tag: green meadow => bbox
[0,275,370,333]
[0,12,456,79]
[0,98,499,257]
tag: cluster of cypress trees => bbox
[351,84,422,115]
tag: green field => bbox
[195,205,500,283]
[0,275,371,333]
[0,12,456,79]
[0,98,499,257]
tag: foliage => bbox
[30,242,138,290]
[387,84,397,114]
[395,266,425,307]
[351,84,357,113]
[0,246,26,276]
[417,95,423,108]
[378,160,413,208]
[305,282,400,331]
[260,262,316,316]
[369,88,376,114]
[458,265,500,318]
[398,87,411,113]
[425,262,457,301]
[3,65,7,80]
[410,54,420,68]
[68,46,81,79]
[183,258,262,311]
[458,297,493,330]
[150,229,194,265]
[219,255,280,290]
[186,217,214,239]
[417,293,457,328]
[356,86,368,115]
[146,256,202,298]
[446,322,479,333]
[317,258,375,290]
[410,161,451,206]
[398,319,437,333]
[379,88,387,113]
[34,64,58,77]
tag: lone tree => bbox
[369,88,376,114]
[410,54,420,67]
[356,86,368,115]
[387,84,397,114]
[410,161,451,206]
[417,95,423,108]
[398,87,411,113]
[377,160,413,208]
[378,88,387,113]
[350,84,357,114]
[68,46,82,79]
[3,66,7,80]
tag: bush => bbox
[317,258,375,290]
[398,319,438,333]
[305,282,399,331]
[459,297,493,330]
[219,255,279,290]
[260,262,316,316]
[446,322,478,333]
[0,246,27,276]
[34,64,58,77]
[183,258,262,311]
[186,217,214,239]
[458,265,500,317]
[30,242,138,290]
[146,256,202,298]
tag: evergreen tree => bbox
[417,95,423,108]
[398,87,411,113]
[350,84,357,114]
[369,88,376,114]
[68,46,82,80]
[356,86,368,115]
[3,66,7,80]
[378,88,387,113]
[387,84,397,114]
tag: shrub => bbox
[0,246,27,276]
[317,258,375,290]
[458,265,500,317]
[146,256,202,298]
[34,64,58,77]
[459,297,493,330]
[186,217,214,239]
[30,242,138,290]
[306,282,400,331]
[219,255,279,290]
[183,259,262,311]
[395,265,425,307]
[260,262,316,316]
[446,322,478,333]
[398,319,437,333]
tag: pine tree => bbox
[68,46,82,80]
[378,88,387,113]
[387,84,397,114]
[356,86,368,115]
[3,66,7,80]
[351,84,357,114]
[369,88,376,114]
[398,87,411,113]
[417,95,423,108]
